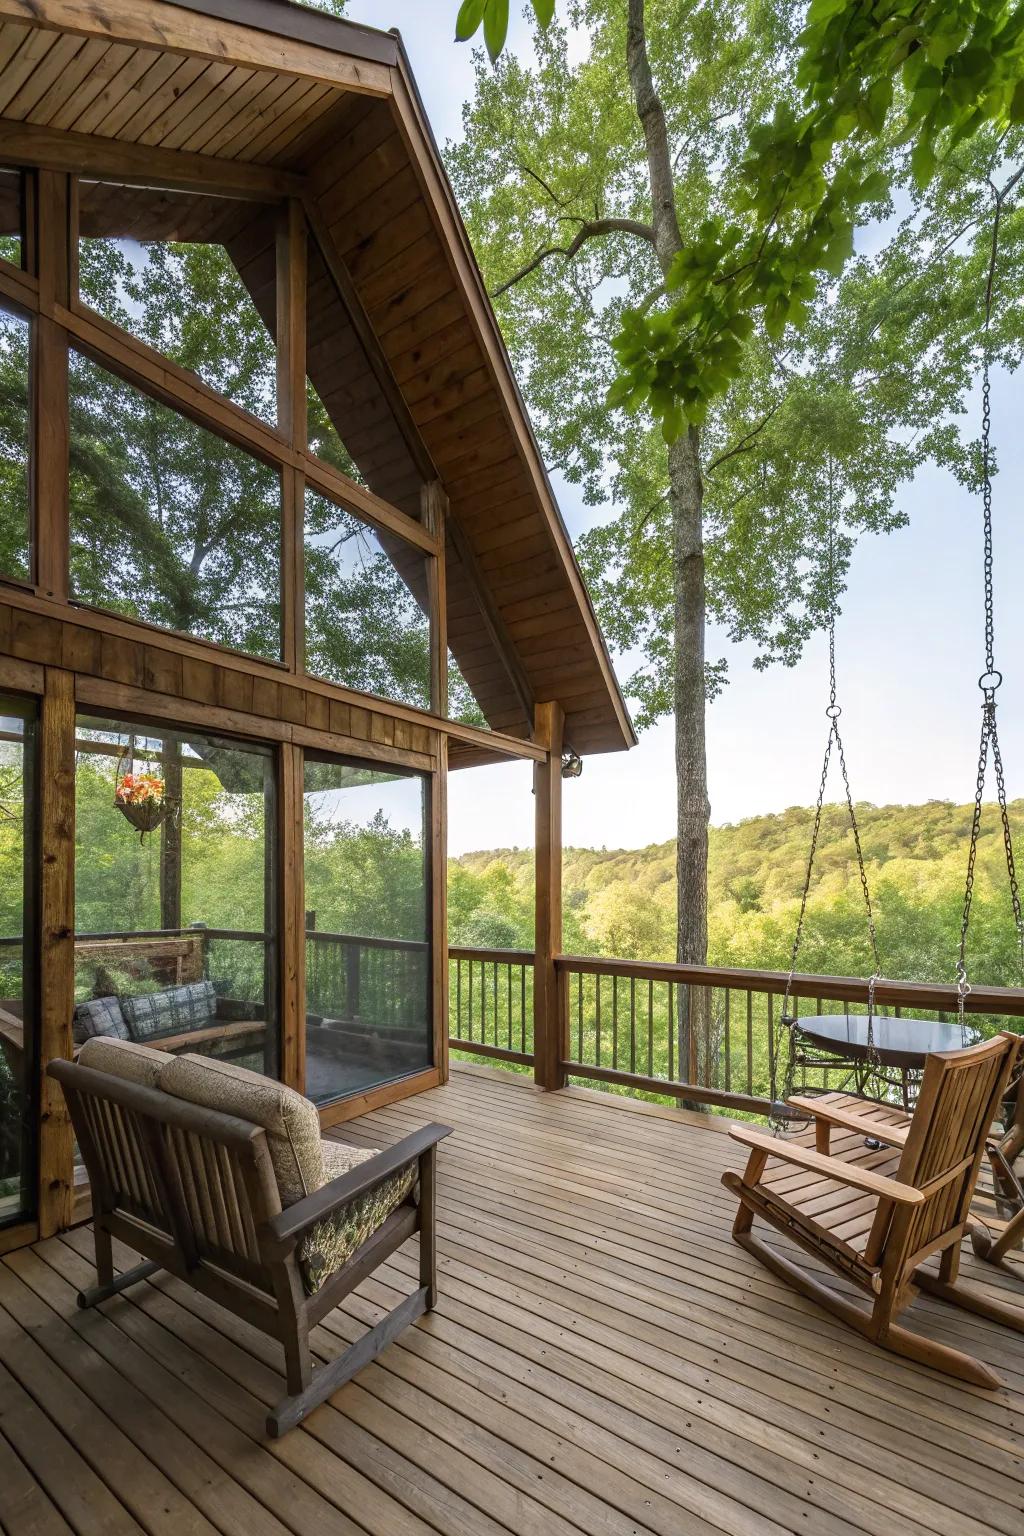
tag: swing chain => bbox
[956,187,1024,1028]
[774,518,882,1125]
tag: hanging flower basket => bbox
[113,746,176,843]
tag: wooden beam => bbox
[0,583,546,762]
[533,699,564,1093]
[277,200,307,673]
[303,195,435,483]
[0,121,305,200]
[279,741,305,1093]
[0,2,392,95]
[447,512,534,727]
[422,481,447,718]
[33,169,69,600]
[38,666,75,1237]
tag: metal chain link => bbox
[956,190,1024,1030]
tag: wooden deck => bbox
[1,1063,1023,1536]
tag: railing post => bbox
[534,701,565,1091]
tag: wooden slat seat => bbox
[759,1125,906,1271]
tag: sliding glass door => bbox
[0,700,36,1229]
[303,755,431,1105]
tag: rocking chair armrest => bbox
[729,1126,925,1205]
[262,1123,452,1257]
[786,1095,909,1147]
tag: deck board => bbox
[1,1064,1022,1536]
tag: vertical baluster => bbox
[647,977,654,1077]
[521,964,527,1055]
[724,989,731,1091]
[746,990,753,1096]
[611,975,618,1069]
[493,960,498,1048]
[629,976,637,1073]
[480,959,487,1047]
[456,958,462,1043]
[507,962,513,1051]
[668,982,674,1080]
[595,974,602,1066]
[468,959,474,1043]
[577,970,583,1062]
[767,990,775,1094]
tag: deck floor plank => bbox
[1,1064,1022,1536]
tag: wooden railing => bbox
[448,946,535,1067]
[449,945,1024,1114]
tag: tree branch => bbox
[492,217,656,296]
[706,400,783,474]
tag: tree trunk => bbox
[626,0,710,972]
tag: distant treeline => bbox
[450,799,1024,986]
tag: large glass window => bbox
[73,718,278,1079]
[69,352,282,658]
[304,757,431,1104]
[304,486,431,708]
[78,181,278,425]
[0,702,36,1228]
[0,301,30,582]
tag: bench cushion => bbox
[73,995,129,1045]
[160,1052,323,1203]
[77,1035,167,1090]
[122,981,217,1044]
[301,1138,417,1295]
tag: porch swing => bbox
[770,189,1024,1128]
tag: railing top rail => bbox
[555,953,1024,1018]
[449,946,534,964]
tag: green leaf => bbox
[1011,77,1024,122]
[531,0,556,26]
[455,0,486,42]
[483,0,510,61]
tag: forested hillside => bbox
[450,800,1024,987]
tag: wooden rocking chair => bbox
[970,1067,1024,1270]
[723,1031,1022,1388]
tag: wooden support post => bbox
[431,732,449,1084]
[160,735,182,931]
[38,667,75,1237]
[34,169,70,601]
[421,481,448,719]
[280,742,305,1093]
[534,700,564,1092]
[277,200,306,673]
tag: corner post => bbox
[38,666,75,1236]
[534,701,564,1091]
[280,741,305,1093]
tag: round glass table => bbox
[792,1012,979,1108]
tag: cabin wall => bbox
[0,155,543,1253]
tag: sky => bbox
[345,1,1024,857]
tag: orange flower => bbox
[116,771,165,806]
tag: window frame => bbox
[0,169,442,718]
[301,746,434,1107]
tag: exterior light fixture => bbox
[561,750,583,779]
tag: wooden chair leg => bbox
[419,1144,438,1309]
[76,1243,162,1309]
[267,1287,428,1438]
[971,1206,1024,1265]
